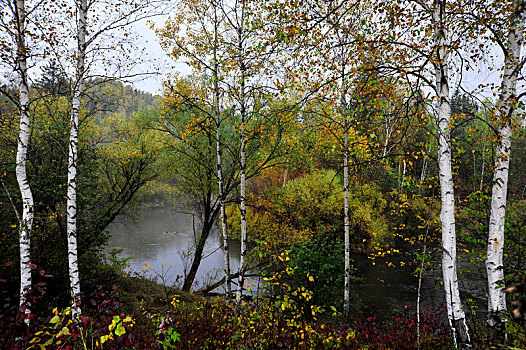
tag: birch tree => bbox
[13,0,34,320]
[217,0,280,301]
[431,1,470,346]
[482,0,525,338]
[62,0,169,312]
[213,13,232,297]
[234,11,248,302]
[376,0,472,345]
[454,0,526,338]
[66,0,87,316]
[282,0,389,316]
[156,0,282,292]
[0,0,56,322]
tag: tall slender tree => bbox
[214,0,281,301]
[232,2,249,302]
[483,0,525,339]
[375,0,472,345]
[62,0,170,311]
[13,0,34,321]
[281,0,381,315]
[431,1,470,346]
[66,0,87,317]
[212,6,232,298]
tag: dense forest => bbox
[0,0,525,349]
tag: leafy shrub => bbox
[352,304,451,349]
[150,250,358,349]
[287,236,358,311]
[228,170,390,249]
[386,190,440,247]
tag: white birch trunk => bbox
[383,114,393,158]
[343,124,350,316]
[218,149,231,298]
[398,159,402,188]
[420,159,428,183]
[213,8,231,299]
[479,146,485,191]
[235,17,248,301]
[420,145,431,183]
[486,3,523,334]
[15,0,34,321]
[67,0,87,315]
[401,160,407,189]
[236,102,247,303]
[432,0,470,347]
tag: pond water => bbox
[106,206,459,315]
[106,206,242,291]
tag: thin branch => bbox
[1,175,21,225]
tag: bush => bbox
[287,237,358,311]
[228,170,390,249]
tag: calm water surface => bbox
[106,206,241,291]
[106,206,476,315]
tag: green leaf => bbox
[60,326,70,336]
[115,324,126,337]
[49,315,60,324]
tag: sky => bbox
[129,14,522,104]
[129,17,190,96]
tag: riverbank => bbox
[90,262,454,349]
[2,254,522,349]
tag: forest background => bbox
[0,0,525,349]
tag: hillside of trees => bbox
[0,0,525,349]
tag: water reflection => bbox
[106,206,241,290]
[107,207,461,314]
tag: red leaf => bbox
[80,315,90,326]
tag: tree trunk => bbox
[343,125,350,316]
[182,220,215,292]
[67,0,87,317]
[486,3,523,340]
[236,15,248,303]
[420,144,431,183]
[432,0,470,347]
[401,160,407,190]
[383,114,393,158]
[213,7,231,299]
[15,0,34,322]
[236,84,248,303]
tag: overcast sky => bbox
[129,17,190,95]
[128,14,522,103]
